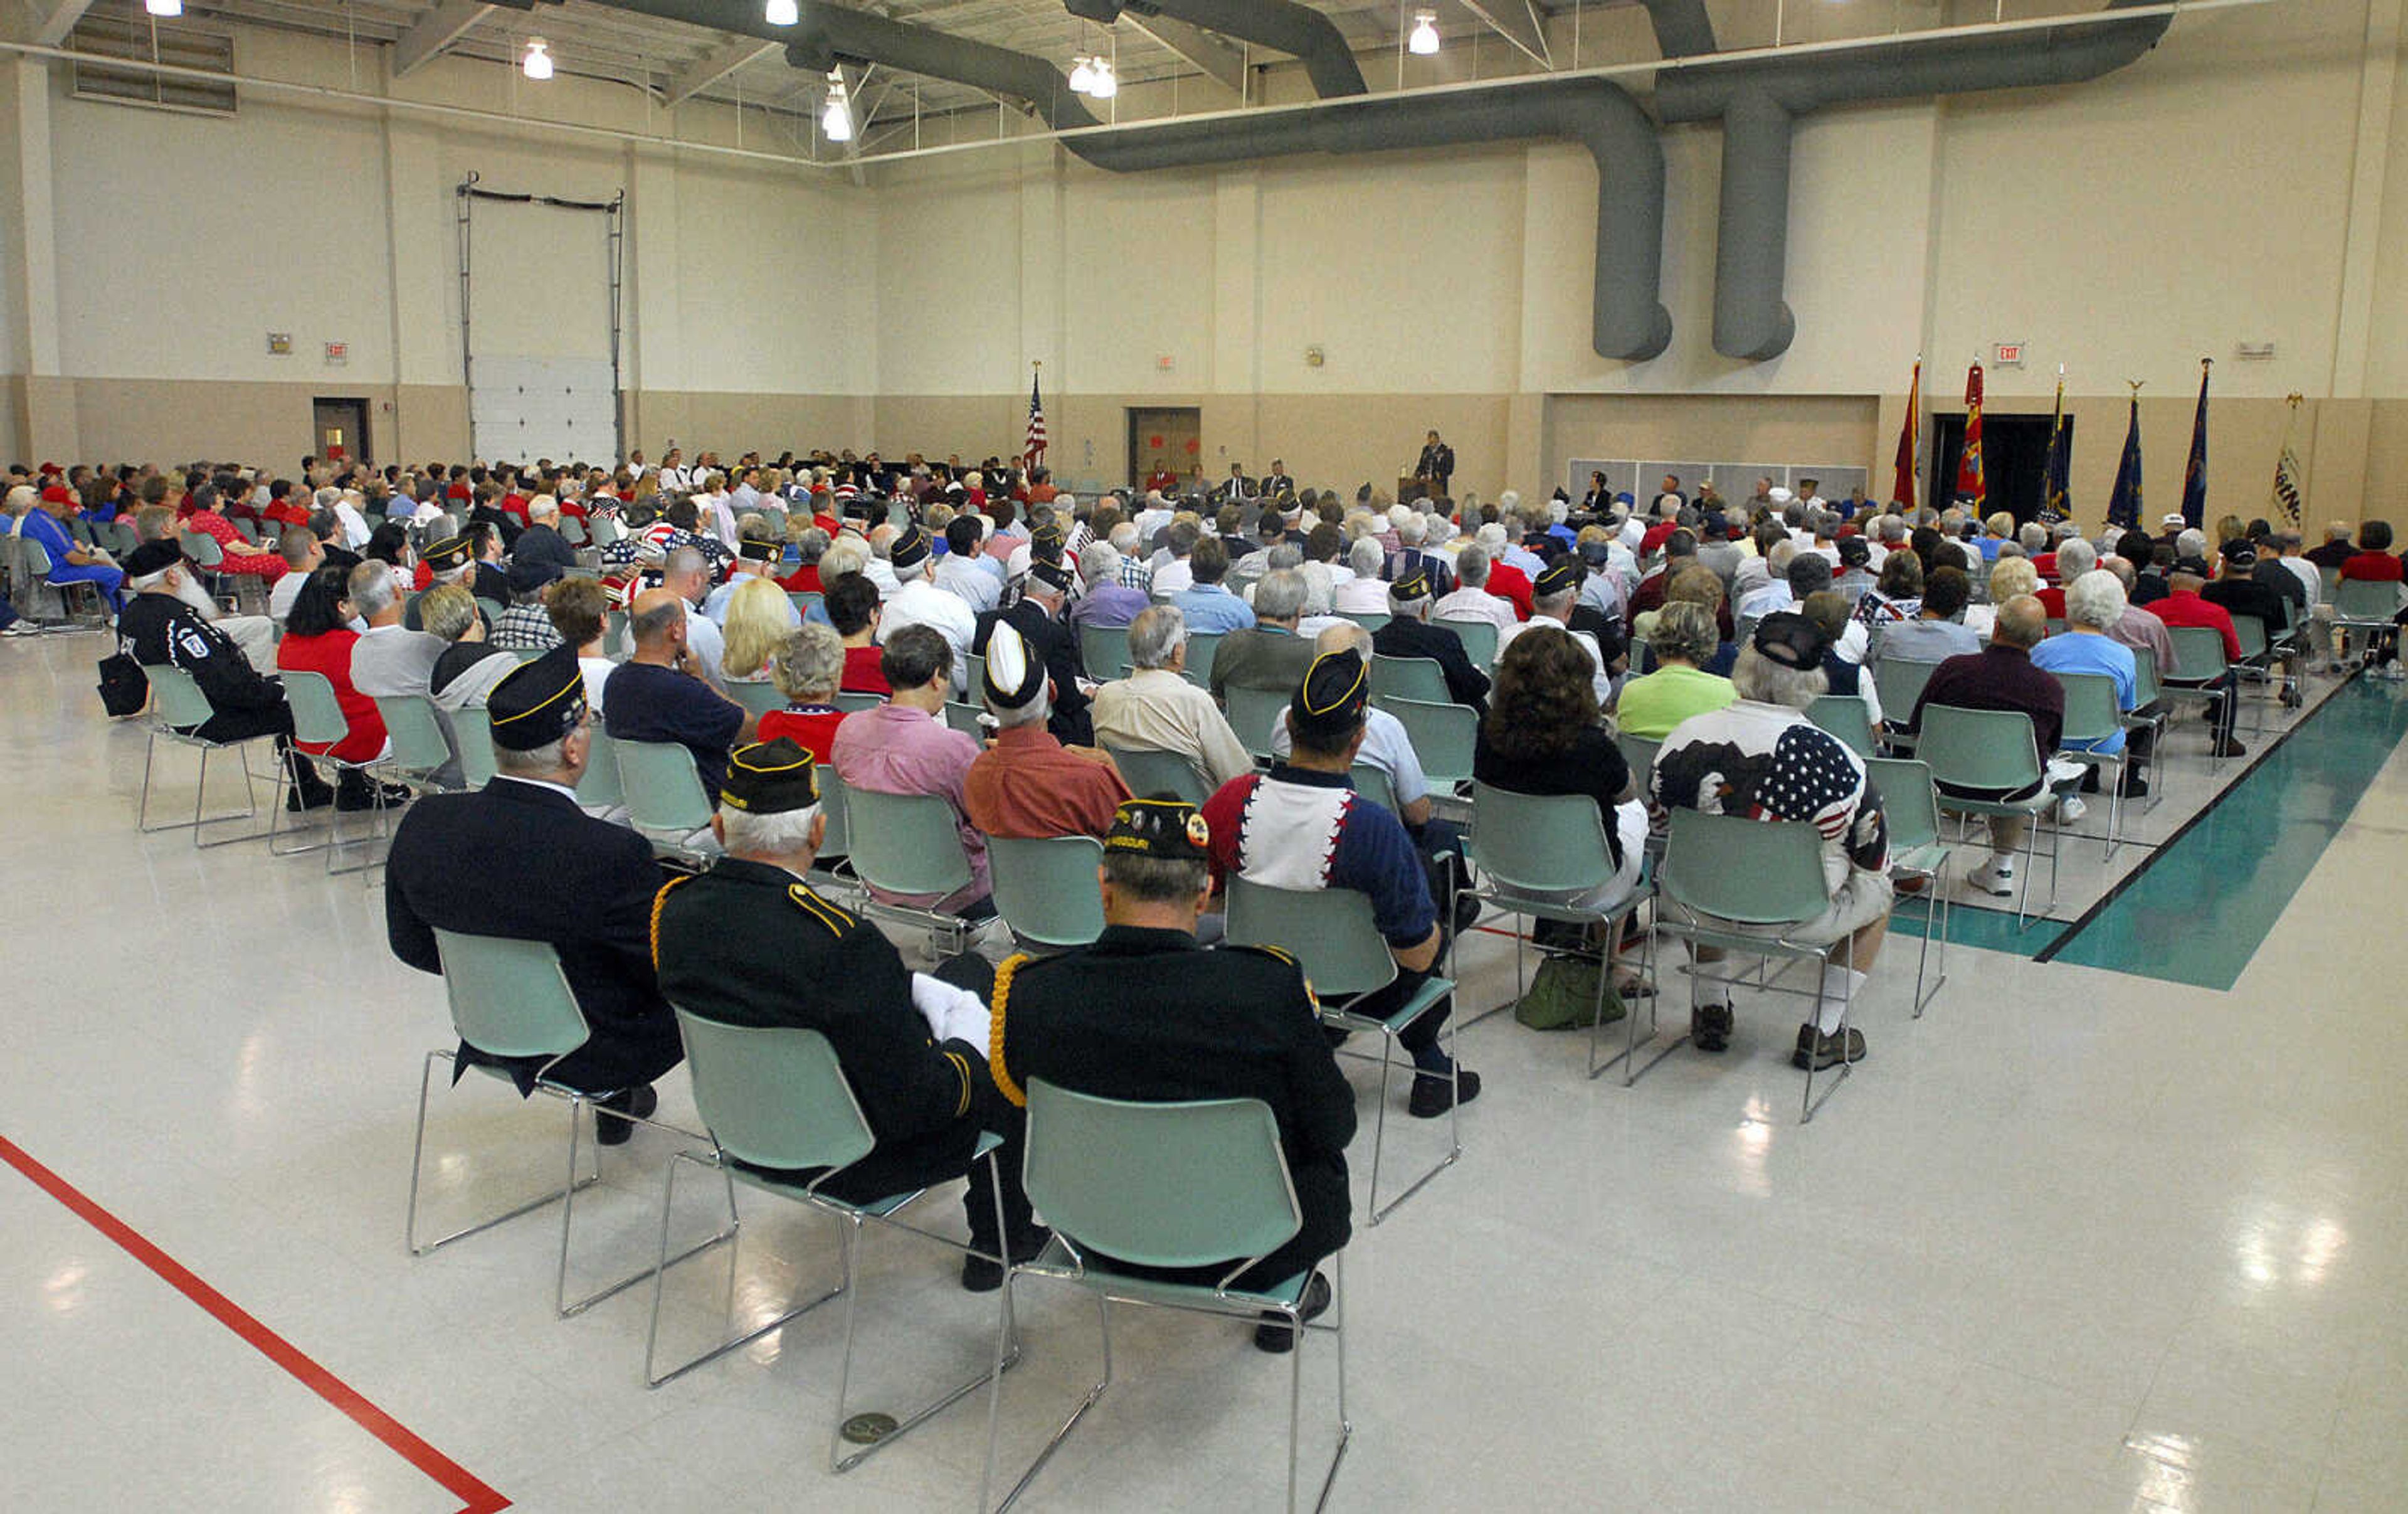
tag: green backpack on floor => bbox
[1512,955,1627,1030]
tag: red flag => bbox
[1955,361,1987,509]
[1890,359,1921,511]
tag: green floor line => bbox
[2037,679,2408,989]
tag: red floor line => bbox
[0,1133,510,1514]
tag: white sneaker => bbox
[2058,795,2088,823]
[1965,858,2017,897]
[1,622,39,637]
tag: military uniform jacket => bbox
[974,598,1094,747]
[1371,616,1491,713]
[651,857,988,1196]
[992,926,1355,1268]
[120,593,282,720]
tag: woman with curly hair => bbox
[1474,625,1647,914]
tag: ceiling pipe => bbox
[1636,0,1716,60]
[1071,77,1672,361]
[1064,0,1368,98]
[1656,0,2171,359]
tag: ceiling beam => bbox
[664,34,779,104]
[1457,0,1551,67]
[392,0,497,77]
[1125,11,1245,95]
[31,0,100,46]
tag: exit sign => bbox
[1993,342,2026,367]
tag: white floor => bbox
[3,625,2402,1513]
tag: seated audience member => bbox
[1149,520,1203,598]
[384,647,680,1143]
[2201,537,2305,704]
[824,572,892,696]
[2340,519,2404,584]
[268,527,324,623]
[346,559,448,704]
[1210,568,1318,702]
[273,563,398,797]
[1432,544,1520,633]
[1333,537,1391,614]
[182,484,287,588]
[973,557,1092,747]
[1615,601,1735,740]
[510,495,578,578]
[877,527,974,696]
[1070,543,1150,633]
[1496,562,1613,704]
[489,558,566,652]
[1967,557,2040,642]
[605,587,756,800]
[1856,548,1925,630]
[1908,595,2073,894]
[1871,564,1981,666]
[21,483,125,613]
[1650,613,1892,1069]
[421,583,517,711]
[964,623,1132,840]
[2148,556,2248,757]
[702,539,791,626]
[718,574,796,684]
[1371,567,1490,712]
[1475,625,1647,919]
[1170,536,1259,634]
[934,516,1001,613]
[758,622,848,758]
[2032,568,2149,797]
[659,546,730,689]
[650,739,1044,1290]
[2305,520,2357,570]
[828,623,992,916]
[1800,591,1882,724]
[1200,647,1481,1119]
[544,574,616,712]
[991,795,1351,1349]
[1090,605,1255,788]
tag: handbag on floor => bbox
[95,652,148,718]
[1512,953,1627,1031]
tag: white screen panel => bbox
[470,354,618,467]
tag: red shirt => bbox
[2033,553,2059,583]
[263,499,311,528]
[840,645,891,696]
[2036,586,2067,620]
[776,564,823,594]
[2340,551,2404,582]
[1640,521,1679,556]
[1485,561,1535,621]
[187,509,287,580]
[2150,588,2241,661]
[501,493,531,524]
[963,726,1133,839]
[277,630,386,762]
[757,706,845,761]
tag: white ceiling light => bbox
[1067,56,1096,93]
[764,0,798,24]
[521,37,553,79]
[821,71,852,140]
[1086,58,1116,98]
[1408,10,1440,53]
[144,0,182,16]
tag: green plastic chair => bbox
[411,929,707,1318]
[1368,654,1449,704]
[1078,624,1132,683]
[475,596,506,625]
[1104,746,1212,806]
[575,726,626,811]
[1807,694,1877,758]
[1181,630,1223,689]
[1467,783,1659,1081]
[1341,610,1391,633]
[2162,625,2238,762]
[1348,761,1399,815]
[988,835,1106,950]
[836,783,985,953]
[647,1014,1011,1471]
[1381,696,1477,791]
[613,738,721,863]
[944,701,990,738]
[1862,756,1951,1019]
[788,590,823,619]
[1435,616,1497,667]
[1650,808,1862,1123]
[2330,576,2401,659]
[726,678,787,718]
[832,689,885,712]
[988,1081,1345,1514]
[453,706,499,789]
[371,694,460,792]
[2049,670,2128,858]
[1915,704,2070,926]
[1872,657,1943,748]
[1223,685,1291,763]
[135,664,270,847]
[280,670,399,872]
[1225,876,1458,1225]
[19,536,111,625]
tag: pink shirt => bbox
[828,704,990,911]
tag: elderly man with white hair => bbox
[511,495,579,580]
[1107,522,1154,595]
[1433,544,1518,633]
[877,527,975,696]
[1090,604,1254,787]
[1494,561,1613,704]
[2033,568,2150,798]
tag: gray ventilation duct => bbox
[1657,0,2170,359]
[1068,77,1671,361]
[1637,0,1716,60]
[1065,0,1367,98]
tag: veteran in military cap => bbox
[1368,563,1490,712]
[990,794,1353,1351]
[651,738,1045,1291]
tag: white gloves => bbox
[912,972,993,1060]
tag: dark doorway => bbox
[1933,414,2070,524]
[1127,406,1201,492]
[313,397,372,467]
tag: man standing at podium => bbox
[1416,430,1455,497]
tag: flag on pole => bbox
[2271,393,2305,526]
[2106,384,2144,533]
[2041,370,2071,523]
[1955,360,1987,510]
[1022,366,1048,470]
[1889,359,1921,511]
[2179,357,2211,528]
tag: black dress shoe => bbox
[335,780,415,812]
[1692,1002,1735,1053]
[1254,1269,1333,1353]
[1407,1066,1480,1119]
[961,1227,1052,1293]
[594,1084,659,1146]
[287,785,335,813]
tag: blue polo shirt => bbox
[2030,632,2136,753]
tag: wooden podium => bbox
[1399,474,1432,502]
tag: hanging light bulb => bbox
[821,72,852,140]
[1067,56,1096,94]
[1408,10,1440,54]
[1086,58,1116,98]
[521,37,554,79]
[144,0,182,16]
[764,0,798,24]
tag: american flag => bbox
[1023,369,1047,468]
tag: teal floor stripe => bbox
[2039,679,2408,989]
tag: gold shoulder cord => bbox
[987,953,1031,1108]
